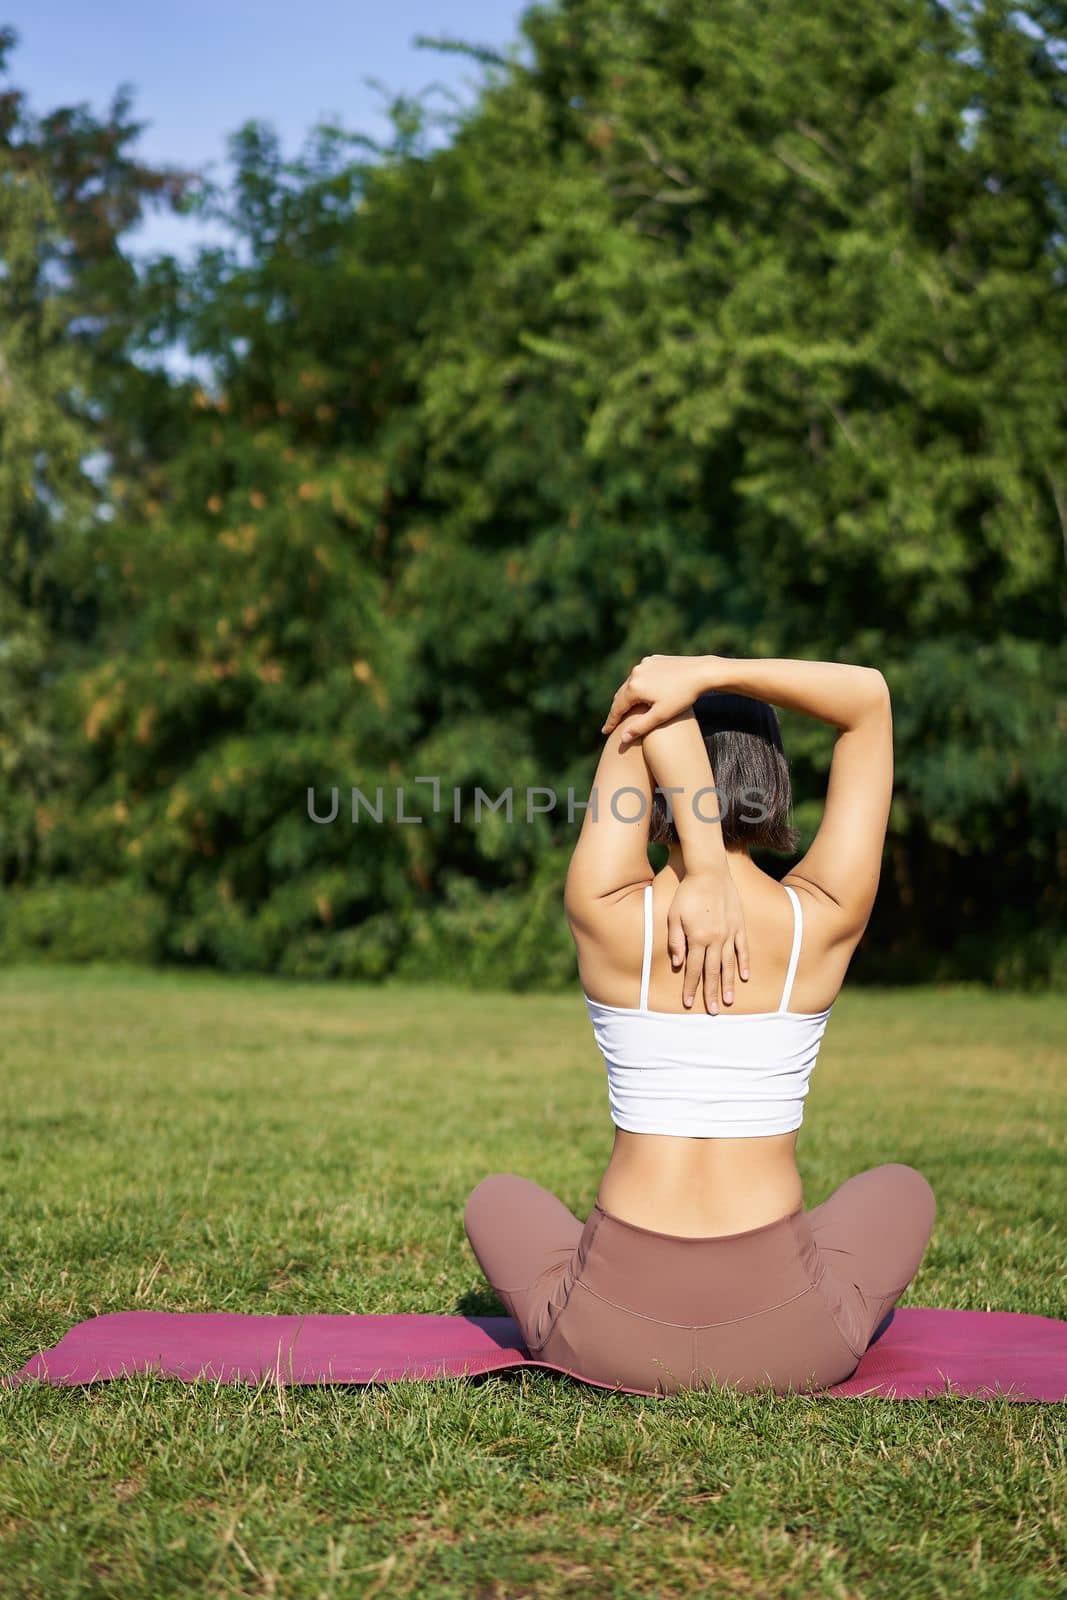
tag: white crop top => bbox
[584,884,833,1138]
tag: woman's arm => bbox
[641,709,750,1010]
[603,654,887,741]
[564,705,749,1010]
[602,654,893,939]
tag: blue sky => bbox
[3,1,532,256]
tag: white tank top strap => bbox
[779,885,804,1013]
[638,882,654,1011]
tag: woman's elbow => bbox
[862,667,891,712]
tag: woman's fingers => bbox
[736,928,751,982]
[703,945,721,1015]
[719,941,737,1006]
[683,942,706,1009]
[678,934,746,1011]
[601,681,639,734]
[617,711,660,747]
[667,906,686,971]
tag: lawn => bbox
[0,965,1064,1599]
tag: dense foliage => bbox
[1,0,1064,987]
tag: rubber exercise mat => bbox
[5,1306,1065,1399]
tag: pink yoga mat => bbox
[5,1307,1065,1399]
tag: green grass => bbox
[0,965,1064,1599]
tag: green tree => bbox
[0,26,186,939]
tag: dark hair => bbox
[648,691,799,854]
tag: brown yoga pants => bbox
[463,1164,936,1395]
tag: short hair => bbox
[648,691,799,854]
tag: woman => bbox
[464,653,936,1396]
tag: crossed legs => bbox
[464,1163,937,1381]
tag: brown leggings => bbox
[464,1164,936,1395]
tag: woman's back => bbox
[577,860,854,1236]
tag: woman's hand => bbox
[667,866,750,1012]
[602,655,720,743]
